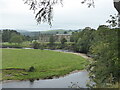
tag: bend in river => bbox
[2,71,89,88]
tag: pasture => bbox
[2,49,88,80]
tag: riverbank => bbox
[2,69,85,84]
[2,48,89,81]
[51,49,92,60]
[2,71,89,88]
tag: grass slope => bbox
[2,49,88,80]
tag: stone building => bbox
[54,34,71,42]
[39,34,52,42]
[39,34,71,42]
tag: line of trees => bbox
[71,25,120,87]
[1,30,32,44]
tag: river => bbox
[2,71,89,88]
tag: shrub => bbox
[28,66,35,72]
[32,41,40,49]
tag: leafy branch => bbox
[23,0,95,26]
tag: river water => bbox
[2,71,89,88]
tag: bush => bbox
[28,66,35,72]
[32,41,40,49]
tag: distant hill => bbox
[1,29,79,37]
[18,29,76,37]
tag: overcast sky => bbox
[0,0,118,31]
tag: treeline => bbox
[1,30,32,43]
[71,25,120,87]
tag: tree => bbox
[32,40,40,49]
[25,35,32,41]
[61,38,67,45]
[49,35,55,45]
[64,31,67,34]
[10,34,23,44]
[75,28,95,53]
[49,35,55,49]
[56,32,59,34]
[2,30,20,42]
[70,26,120,87]
[88,28,119,87]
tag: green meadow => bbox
[2,49,88,80]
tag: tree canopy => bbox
[71,26,120,87]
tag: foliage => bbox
[72,28,95,53]
[70,25,120,88]
[2,30,20,42]
[61,38,67,45]
[81,0,95,8]
[28,66,35,72]
[106,14,119,28]
[24,35,33,41]
[48,35,55,49]
[64,31,68,34]
[49,35,55,45]
[2,49,88,80]
[32,40,40,49]
[10,34,23,44]
[23,0,95,26]
[23,0,63,26]
[89,28,119,88]
[1,29,32,43]
[60,38,67,49]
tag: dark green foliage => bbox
[89,28,120,87]
[10,34,23,44]
[71,25,120,87]
[32,41,40,49]
[70,36,74,42]
[1,29,32,43]
[49,35,55,45]
[61,38,67,45]
[28,66,35,72]
[48,35,56,49]
[2,30,20,42]
[60,38,67,49]
[72,28,95,53]
[64,31,68,34]
[25,35,33,41]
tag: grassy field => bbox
[2,49,88,80]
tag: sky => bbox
[0,0,118,31]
